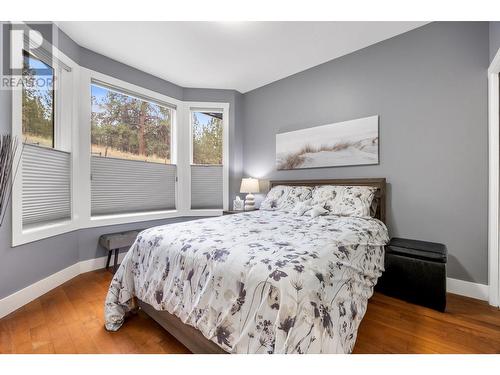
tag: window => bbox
[91,83,172,164]
[190,110,224,209]
[22,51,54,148]
[192,111,223,165]
[21,52,72,228]
[90,82,177,216]
[13,42,75,244]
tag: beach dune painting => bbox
[276,115,379,170]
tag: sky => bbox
[91,84,108,113]
[27,55,50,70]
[193,112,216,130]
[25,54,53,92]
[24,54,53,120]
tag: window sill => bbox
[88,209,181,228]
[87,209,222,228]
[186,209,223,217]
[13,219,77,247]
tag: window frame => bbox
[79,69,185,228]
[11,36,80,246]
[188,103,230,212]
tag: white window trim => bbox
[488,48,500,307]
[78,68,186,228]
[187,102,230,212]
[11,39,80,247]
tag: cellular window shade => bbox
[22,144,71,226]
[91,156,176,216]
[191,165,223,209]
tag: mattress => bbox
[104,210,389,353]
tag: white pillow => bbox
[310,185,339,206]
[291,199,312,216]
[260,185,289,210]
[308,205,329,218]
[328,186,377,217]
[260,185,312,212]
[311,185,377,217]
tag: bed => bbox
[104,178,389,354]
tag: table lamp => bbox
[240,178,259,211]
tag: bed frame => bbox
[138,178,387,353]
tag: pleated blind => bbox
[22,144,71,226]
[191,165,223,209]
[91,156,176,216]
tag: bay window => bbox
[12,31,229,246]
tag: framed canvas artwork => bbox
[276,115,379,170]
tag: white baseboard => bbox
[447,277,489,301]
[79,252,126,274]
[0,252,127,319]
[0,257,490,319]
[0,263,80,320]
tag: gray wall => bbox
[490,22,500,63]
[0,23,241,299]
[242,22,489,284]
[80,46,184,100]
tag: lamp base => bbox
[244,193,256,211]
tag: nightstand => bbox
[376,237,448,311]
[223,209,258,215]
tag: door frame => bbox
[488,48,500,307]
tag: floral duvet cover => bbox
[104,210,389,354]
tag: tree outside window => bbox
[22,52,54,148]
[192,112,223,165]
[91,84,172,164]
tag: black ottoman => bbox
[376,237,447,312]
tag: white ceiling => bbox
[58,22,427,93]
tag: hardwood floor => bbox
[0,269,498,354]
[354,290,500,353]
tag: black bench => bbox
[99,231,140,273]
[376,237,448,312]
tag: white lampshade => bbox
[240,178,260,193]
